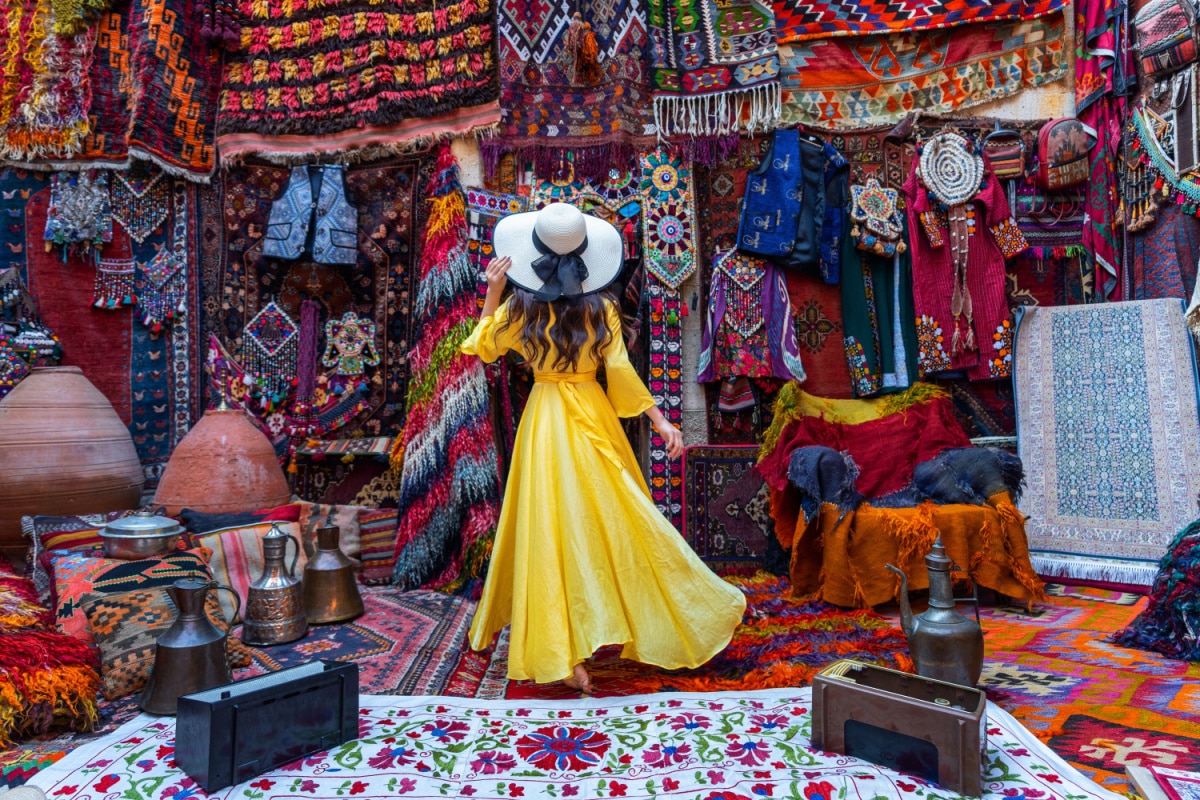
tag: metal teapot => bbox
[241,523,308,646]
[303,525,364,624]
[885,535,984,687]
[140,578,240,715]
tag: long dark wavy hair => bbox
[498,287,622,373]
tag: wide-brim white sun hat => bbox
[492,202,624,301]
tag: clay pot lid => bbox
[102,510,185,538]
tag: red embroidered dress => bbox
[903,163,1027,381]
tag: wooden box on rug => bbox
[811,660,987,797]
[176,660,359,792]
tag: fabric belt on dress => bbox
[530,372,626,470]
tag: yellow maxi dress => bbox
[462,299,747,683]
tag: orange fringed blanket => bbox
[776,493,1047,608]
[0,562,99,747]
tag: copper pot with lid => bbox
[99,510,186,560]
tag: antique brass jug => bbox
[241,523,308,646]
[885,535,984,687]
[140,579,239,715]
[304,525,365,624]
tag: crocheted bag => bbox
[1134,0,1198,78]
[1033,118,1094,191]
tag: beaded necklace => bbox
[918,132,983,355]
[242,300,300,411]
[111,168,170,244]
[137,180,189,333]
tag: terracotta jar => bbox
[154,405,291,515]
[0,367,145,560]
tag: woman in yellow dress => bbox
[462,203,747,693]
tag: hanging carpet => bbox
[1014,299,1200,587]
[774,0,1067,43]
[491,0,655,174]
[215,0,499,161]
[779,14,1067,130]
[683,446,781,572]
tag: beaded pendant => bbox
[0,335,29,399]
[93,235,136,309]
[850,178,906,257]
[243,301,299,410]
[44,171,112,257]
[137,182,189,333]
[322,311,380,376]
[111,168,170,244]
[716,250,766,338]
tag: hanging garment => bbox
[461,300,747,683]
[903,160,1027,381]
[737,130,846,283]
[840,222,920,397]
[697,249,806,383]
[263,165,359,265]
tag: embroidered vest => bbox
[737,129,802,259]
[264,165,359,265]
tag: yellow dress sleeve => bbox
[460,299,520,363]
[603,302,656,418]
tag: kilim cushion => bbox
[22,512,137,605]
[84,587,251,700]
[194,523,307,623]
[51,549,214,646]
[358,510,399,585]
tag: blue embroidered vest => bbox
[737,129,802,260]
[264,165,359,265]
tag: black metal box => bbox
[175,660,359,792]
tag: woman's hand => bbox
[485,256,511,294]
[652,414,684,460]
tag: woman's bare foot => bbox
[563,663,592,694]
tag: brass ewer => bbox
[303,525,364,624]
[140,578,240,716]
[241,523,308,646]
[885,535,985,687]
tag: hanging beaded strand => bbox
[242,300,300,411]
[93,234,136,309]
[716,250,766,338]
[111,167,170,244]
[137,180,189,333]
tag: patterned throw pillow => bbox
[52,549,214,646]
[22,512,137,604]
[195,523,307,623]
[84,587,252,700]
[296,502,366,559]
[358,509,399,585]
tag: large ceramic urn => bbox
[153,405,291,515]
[0,367,145,560]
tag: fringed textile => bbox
[774,0,1067,42]
[647,0,781,138]
[1114,521,1200,661]
[392,146,501,593]
[0,0,95,162]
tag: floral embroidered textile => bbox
[28,689,1125,800]
[640,149,696,290]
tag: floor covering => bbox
[1,578,1197,797]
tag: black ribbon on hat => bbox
[531,230,589,301]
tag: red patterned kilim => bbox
[773,0,1067,42]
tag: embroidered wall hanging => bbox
[112,169,170,245]
[490,0,655,177]
[136,182,189,333]
[242,301,300,410]
[778,15,1067,129]
[645,277,685,530]
[850,178,906,257]
[323,312,380,377]
[215,0,500,159]
[92,232,136,309]
[774,0,1066,42]
[639,149,697,290]
[647,0,782,138]
[73,0,221,180]
[43,173,112,257]
[0,0,95,161]
[392,146,501,592]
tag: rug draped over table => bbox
[779,14,1067,129]
[215,0,500,161]
[26,687,1125,800]
[1014,299,1200,587]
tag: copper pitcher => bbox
[303,525,364,624]
[140,579,240,716]
[242,523,308,646]
[886,535,984,687]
